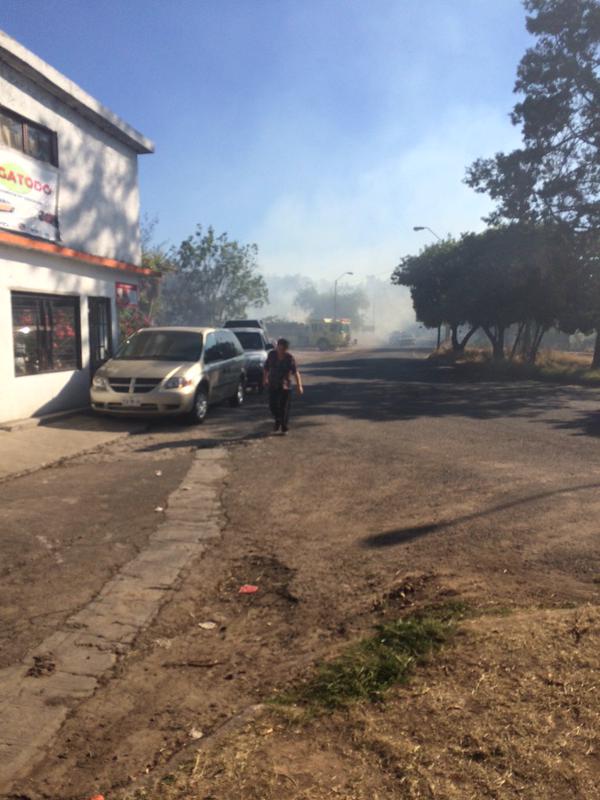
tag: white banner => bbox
[0,145,59,242]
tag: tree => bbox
[294,283,369,329]
[392,238,478,353]
[467,0,600,229]
[117,215,173,339]
[160,226,268,326]
[394,225,577,361]
[466,0,600,364]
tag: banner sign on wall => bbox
[116,282,139,307]
[0,145,60,242]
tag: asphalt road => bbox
[2,347,600,798]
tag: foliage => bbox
[392,237,478,352]
[117,215,172,340]
[159,225,268,326]
[466,0,600,230]
[465,0,600,364]
[294,283,370,329]
[393,224,578,361]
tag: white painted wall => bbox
[0,61,142,265]
[0,244,131,423]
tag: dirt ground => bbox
[4,349,600,800]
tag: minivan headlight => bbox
[92,375,108,390]
[163,376,194,390]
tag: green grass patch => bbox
[275,605,465,712]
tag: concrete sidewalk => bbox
[0,413,145,481]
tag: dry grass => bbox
[431,346,600,386]
[124,604,600,800]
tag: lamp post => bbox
[333,271,353,321]
[412,225,442,241]
[413,225,443,347]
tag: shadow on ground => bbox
[362,479,600,549]
[292,353,600,437]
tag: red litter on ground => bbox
[88,795,105,800]
[238,584,259,594]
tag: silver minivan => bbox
[90,326,246,423]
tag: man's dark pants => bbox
[269,387,291,429]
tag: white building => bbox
[0,30,154,424]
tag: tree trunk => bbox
[483,326,505,360]
[592,329,600,369]
[519,321,532,360]
[451,324,460,352]
[528,324,546,364]
[451,325,478,353]
[493,328,505,361]
[510,322,526,361]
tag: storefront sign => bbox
[116,282,139,306]
[0,145,59,241]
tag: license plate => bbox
[122,395,141,407]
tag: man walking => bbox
[264,338,303,434]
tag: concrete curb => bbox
[0,446,229,794]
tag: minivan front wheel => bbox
[229,379,245,407]
[188,386,209,424]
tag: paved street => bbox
[2,347,600,799]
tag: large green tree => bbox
[160,226,268,326]
[392,238,478,353]
[117,216,174,339]
[466,0,600,364]
[467,0,600,229]
[394,225,576,361]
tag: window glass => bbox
[217,331,235,359]
[115,330,203,361]
[0,109,23,150]
[204,332,218,362]
[0,107,57,166]
[233,331,264,350]
[12,293,80,375]
[25,125,53,163]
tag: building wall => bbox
[0,61,142,265]
[0,244,131,423]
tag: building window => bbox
[12,292,81,376]
[0,107,58,166]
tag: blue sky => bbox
[2,0,531,281]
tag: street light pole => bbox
[412,225,443,241]
[333,271,354,320]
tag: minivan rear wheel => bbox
[188,386,208,424]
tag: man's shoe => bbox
[281,425,288,434]
[274,422,281,432]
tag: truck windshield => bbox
[233,331,264,350]
[115,331,203,362]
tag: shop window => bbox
[0,107,57,166]
[12,292,81,376]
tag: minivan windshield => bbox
[115,330,203,362]
[233,331,264,351]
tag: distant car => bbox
[230,327,273,392]
[389,331,417,348]
[90,326,246,424]
[224,319,267,332]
